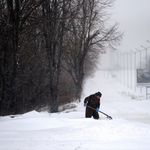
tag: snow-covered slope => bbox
[0,71,150,150]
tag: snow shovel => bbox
[87,105,113,119]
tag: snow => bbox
[1,70,150,150]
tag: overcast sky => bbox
[100,0,150,69]
[113,0,150,51]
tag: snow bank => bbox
[0,70,150,150]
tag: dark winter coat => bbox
[84,94,100,119]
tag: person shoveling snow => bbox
[84,92,102,119]
[84,92,112,120]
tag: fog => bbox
[98,0,150,97]
[100,0,150,70]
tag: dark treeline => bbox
[0,0,122,116]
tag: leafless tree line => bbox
[0,0,122,115]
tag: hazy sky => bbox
[113,0,150,51]
[100,0,150,69]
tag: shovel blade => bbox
[107,116,113,119]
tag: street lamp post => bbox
[136,48,145,94]
[140,45,149,68]
[121,53,126,86]
[129,50,133,90]
[130,50,137,92]
[136,48,142,69]
[124,52,130,88]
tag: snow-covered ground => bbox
[1,70,150,150]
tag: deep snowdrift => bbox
[0,71,150,150]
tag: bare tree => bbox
[0,0,45,115]
[0,0,122,115]
[63,0,122,101]
[41,0,73,112]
